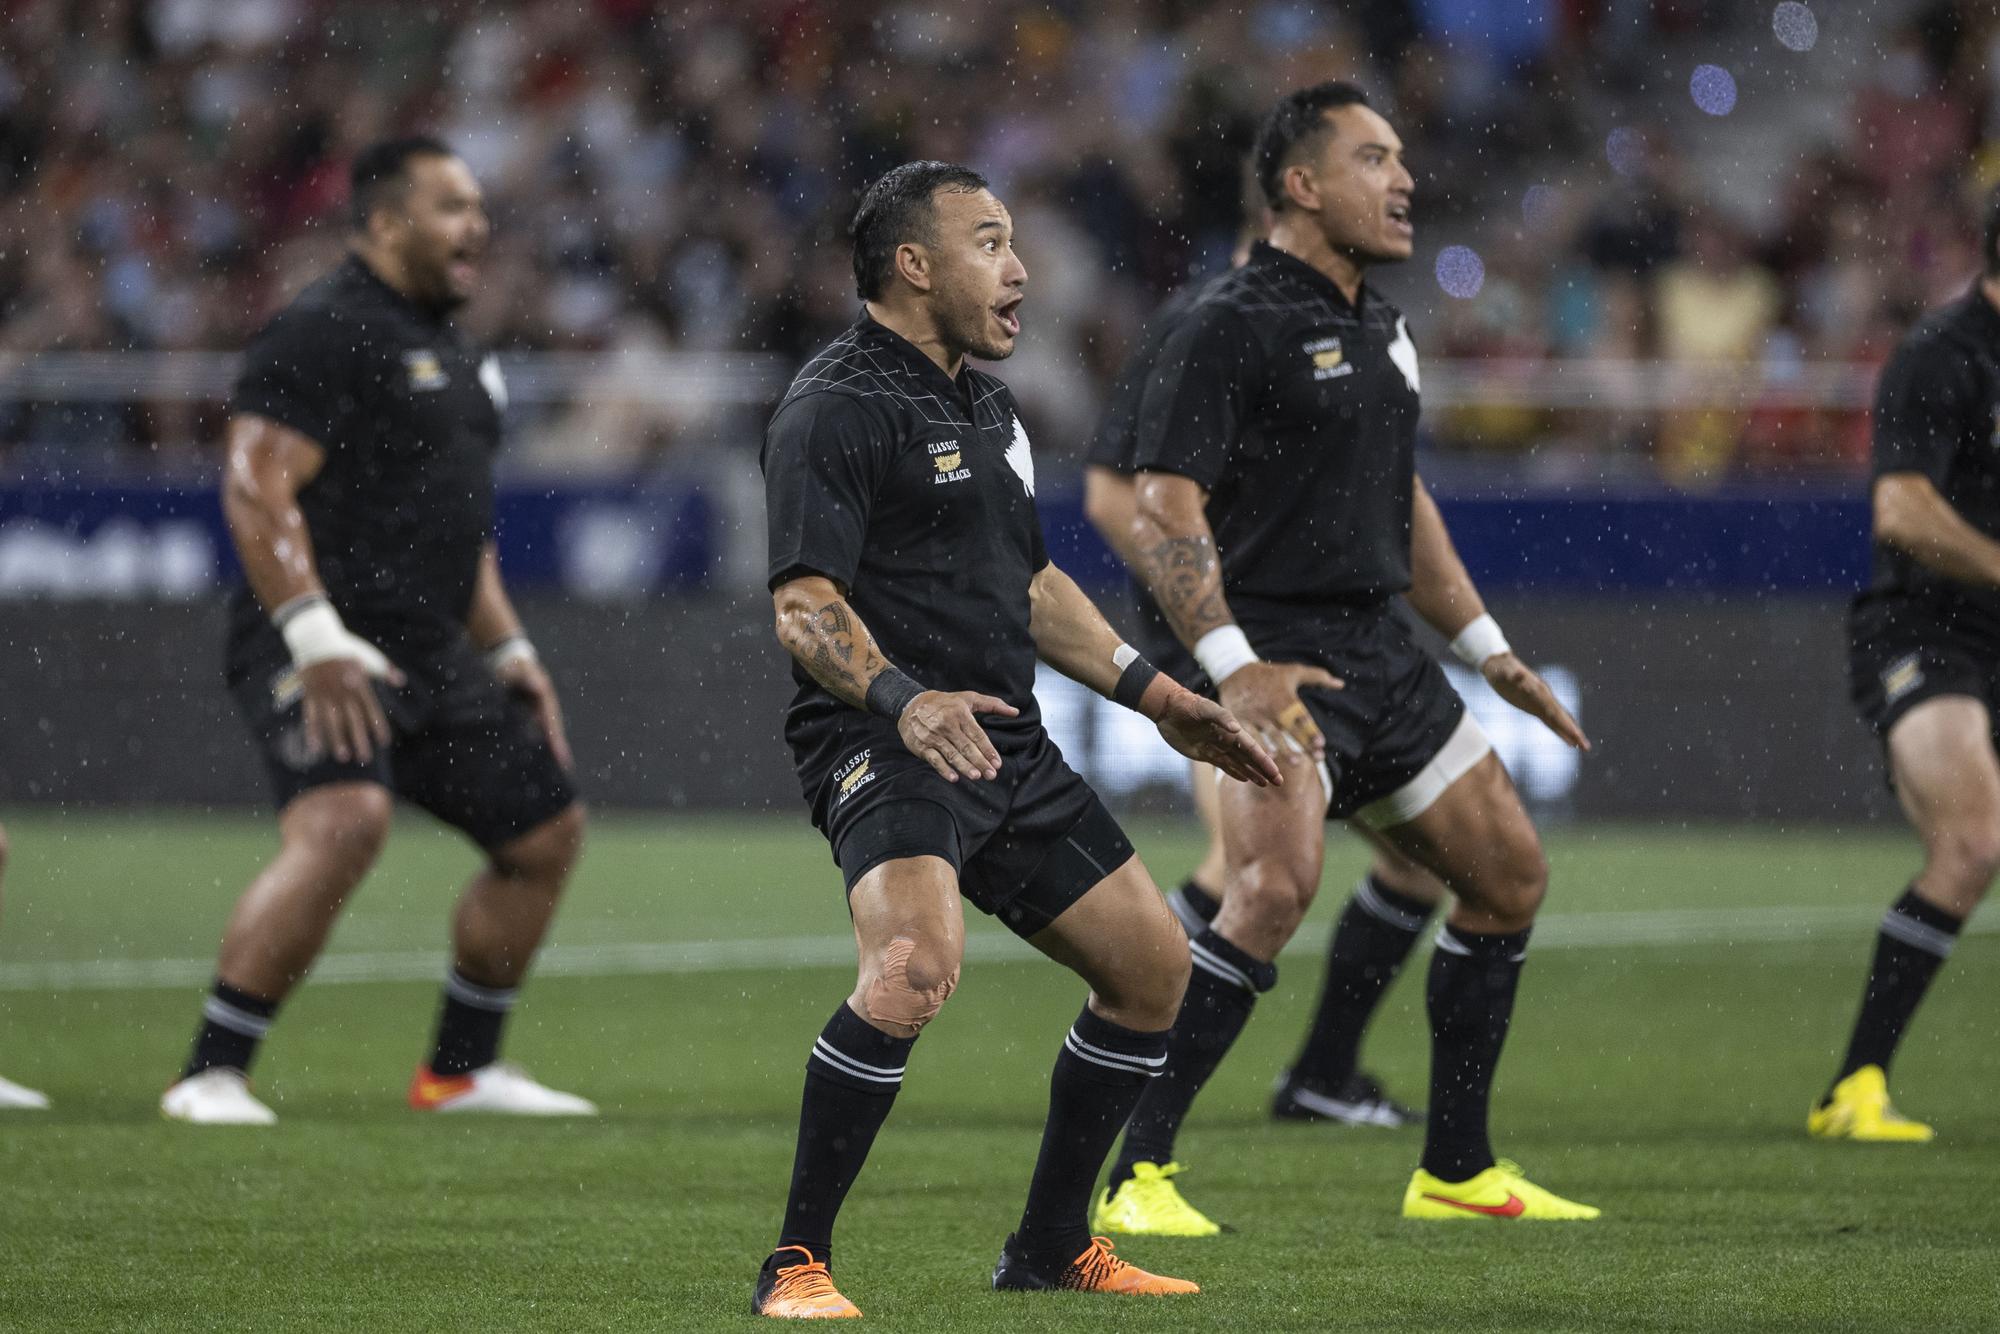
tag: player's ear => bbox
[893,242,933,294]
[1281,161,1321,215]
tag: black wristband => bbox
[865,667,927,721]
[1112,657,1162,712]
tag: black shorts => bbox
[1128,578,1207,693]
[1849,591,2000,746]
[225,626,576,851]
[1242,602,1479,825]
[814,729,1135,939]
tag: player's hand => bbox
[1217,661,1343,766]
[1153,686,1282,787]
[1481,652,1590,751]
[497,654,575,771]
[899,690,1019,783]
[299,654,404,765]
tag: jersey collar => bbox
[853,309,975,406]
[1250,240,1369,315]
[343,253,451,328]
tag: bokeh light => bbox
[1522,184,1562,232]
[1606,127,1646,177]
[1435,245,1485,299]
[1690,64,1738,116]
[1773,2,1818,52]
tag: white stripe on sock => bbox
[1432,925,1473,956]
[1879,909,1957,959]
[445,971,519,1012]
[1353,878,1426,933]
[810,1038,904,1085]
[1188,940,1255,992]
[1064,1029,1166,1076]
[201,996,271,1038]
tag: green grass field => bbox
[1,811,1997,1331]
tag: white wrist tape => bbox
[486,634,539,673]
[275,595,393,677]
[1450,613,1511,667]
[1193,625,1260,685]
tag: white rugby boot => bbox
[161,1068,277,1125]
[408,1062,597,1116]
[0,1074,49,1110]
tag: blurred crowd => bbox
[0,0,1994,483]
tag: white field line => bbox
[0,904,1990,994]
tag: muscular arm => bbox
[1081,465,1147,572]
[772,573,1021,784]
[465,542,527,649]
[1131,471,1235,646]
[1873,472,2000,587]
[771,574,893,710]
[221,413,329,613]
[1404,474,1488,638]
[1028,561,1174,715]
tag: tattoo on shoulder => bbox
[1138,536,1228,641]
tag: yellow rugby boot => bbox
[1402,1160,1600,1221]
[1091,1161,1222,1237]
[1808,1066,1934,1143]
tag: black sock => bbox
[183,979,279,1079]
[1016,1007,1170,1266]
[1832,887,1964,1087]
[428,969,518,1076]
[1289,875,1433,1087]
[1111,927,1275,1187]
[775,1004,917,1268]
[1175,877,1221,924]
[1420,923,1530,1183]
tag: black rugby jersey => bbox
[228,256,504,650]
[1867,286,2000,637]
[1132,241,1421,624]
[1084,276,1218,474]
[763,313,1051,786]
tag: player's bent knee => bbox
[1927,823,2000,896]
[1232,858,1317,933]
[285,786,392,874]
[858,935,960,1037]
[492,802,587,883]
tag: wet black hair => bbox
[1984,182,2000,276]
[350,135,456,232]
[1253,82,1372,210]
[850,160,991,300]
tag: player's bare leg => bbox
[163,783,392,1123]
[1813,697,1995,1142]
[214,784,394,998]
[411,801,593,1116]
[756,855,962,1317]
[1100,746,1321,1232]
[1273,824,1446,1127]
[1378,753,1596,1218]
[991,854,1197,1294]
[0,822,50,1111]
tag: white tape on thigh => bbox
[1354,711,1493,830]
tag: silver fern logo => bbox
[1006,416,1036,495]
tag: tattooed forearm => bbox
[1137,535,1230,644]
[783,595,888,709]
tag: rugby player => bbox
[1083,203,1445,1186]
[160,137,591,1125]
[0,822,51,1110]
[753,160,1279,1318]
[1813,186,2000,1142]
[1099,82,1598,1228]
